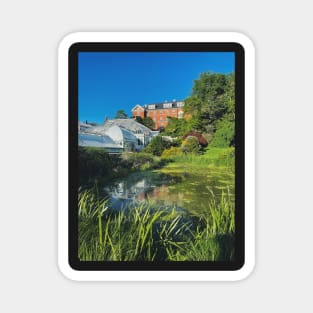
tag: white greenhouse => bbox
[78,118,158,152]
[78,133,123,153]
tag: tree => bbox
[184,72,231,126]
[183,95,203,116]
[135,116,144,124]
[186,114,204,132]
[182,71,235,146]
[163,117,188,136]
[210,113,235,147]
[135,116,155,130]
[115,110,128,119]
[142,117,155,130]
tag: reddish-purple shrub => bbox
[182,131,208,147]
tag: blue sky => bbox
[78,52,234,123]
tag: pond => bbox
[102,165,234,216]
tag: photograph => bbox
[77,50,236,262]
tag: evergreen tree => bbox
[135,116,155,130]
[115,110,128,119]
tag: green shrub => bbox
[161,146,183,159]
[182,131,208,147]
[79,147,123,184]
[121,152,154,169]
[143,136,171,156]
[122,152,166,171]
[181,137,201,154]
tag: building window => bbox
[177,102,184,107]
[148,104,155,110]
[178,111,183,119]
[163,102,172,108]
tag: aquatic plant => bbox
[78,188,235,262]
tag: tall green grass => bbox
[169,147,235,169]
[78,188,235,261]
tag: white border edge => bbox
[58,32,255,282]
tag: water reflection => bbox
[103,169,234,215]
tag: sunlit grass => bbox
[168,147,235,169]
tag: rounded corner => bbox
[232,259,255,282]
[58,32,83,54]
[57,258,80,282]
[228,32,255,54]
[58,32,255,281]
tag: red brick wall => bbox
[132,107,185,130]
[132,108,145,119]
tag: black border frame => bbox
[69,42,245,271]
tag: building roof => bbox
[131,104,145,111]
[79,118,156,139]
[132,100,184,111]
[79,133,122,149]
[104,124,138,143]
[109,119,153,134]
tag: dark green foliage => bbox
[79,148,164,185]
[185,72,235,118]
[135,116,155,130]
[182,71,235,146]
[121,152,154,168]
[143,116,155,129]
[171,138,182,147]
[186,114,205,132]
[143,136,171,156]
[79,147,124,184]
[210,114,235,147]
[121,152,165,171]
[183,96,203,116]
[163,117,188,136]
[114,109,128,119]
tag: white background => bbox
[0,0,312,312]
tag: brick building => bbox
[132,100,185,130]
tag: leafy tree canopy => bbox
[184,72,235,127]
[115,109,128,119]
[210,113,235,148]
[180,72,235,147]
[135,116,155,130]
[163,117,188,137]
